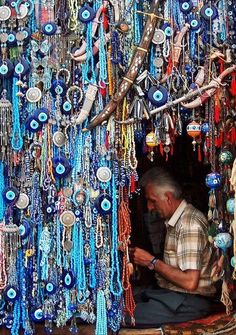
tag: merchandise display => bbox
[0,0,235,333]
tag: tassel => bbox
[218,58,224,74]
[159,143,164,156]
[170,145,174,156]
[214,96,221,123]
[124,286,136,326]
[197,143,202,162]
[102,8,109,31]
[99,82,107,97]
[167,54,173,75]
[220,280,233,315]
[95,290,108,335]
[105,131,109,149]
[130,174,136,193]
[230,72,236,96]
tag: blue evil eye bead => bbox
[22,27,31,42]
[200,4,218,21]
[215,232,232,251]
[7,31,17,47]
[218,150,233,165]
[95,194,112,216]
[52,157,71,178]
[161,23,173,37]
[14,58,30,77]
[62,100,72,114]
[180,1,193,14]
[78,4,95,23]
[51,79,67,98]
[45,282,57,295]
[3,285,19,302]
[46,204,55,215]
[31,307,44,322]
[3,186,19,204]
[62,270,76,289]
[0,59,14,78]
[25,114,42,133]
[42,22,57,36]
[4,314,14,329]
[201,122,209,134]
[147,85,168,107]
[35,107,49,124]
[205,172,222,189]
[19,219,30,239]
[226,198,235,215]
[189,18,201,31]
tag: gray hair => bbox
[139,167,183,199]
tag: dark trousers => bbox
[126,288,222,328]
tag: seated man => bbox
[128,167,220,328]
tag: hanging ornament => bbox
[3,186,20,205]
[214,232,232,253]
[205,172,222,189]
[219,150,234,165]
[226,198,235,215]
[200,4,218,21]
[78,4,96,23]
[147,85,168,107]
[95,194,112,216]
[186,121,201,150]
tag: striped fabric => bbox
[156,201,216,297]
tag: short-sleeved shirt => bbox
[156,200,216,297]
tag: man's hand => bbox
[129,247,154,267]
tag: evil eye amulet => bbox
[205,172,222,189]
[46,204,55,215]
[147,85,168,107]
[215,232,232,250]
[218,150,233,165]
[7,31,17,47]
[3,285,19,302]
[3,186,19,204]
[95,194,112,216]
[51,79,67,98]
[62,100,72,114]
[35,107,49,124]
[31,307,44,322]
[180,1,193,14]
[189,18,201,31]
[200,4,218,20]
[0,59,14,78]
[201,122,209,134]
[78,4,95,23]
[4,314,14,329]
[226,198,235,215]
[42,22,57,36]
[25,114,42,133]
[62,270,76,289]
[14,58,30,77]
[161,23,173,37]
[19,219,30,239]
[45,282,57,295]
[52,157,71,178]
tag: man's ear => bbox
[164,191,174,203]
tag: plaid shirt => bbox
[156,200,216,296]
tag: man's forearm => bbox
[154,259,200,292]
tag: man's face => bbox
[145,183,171,219]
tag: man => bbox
[128,167,220,327]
